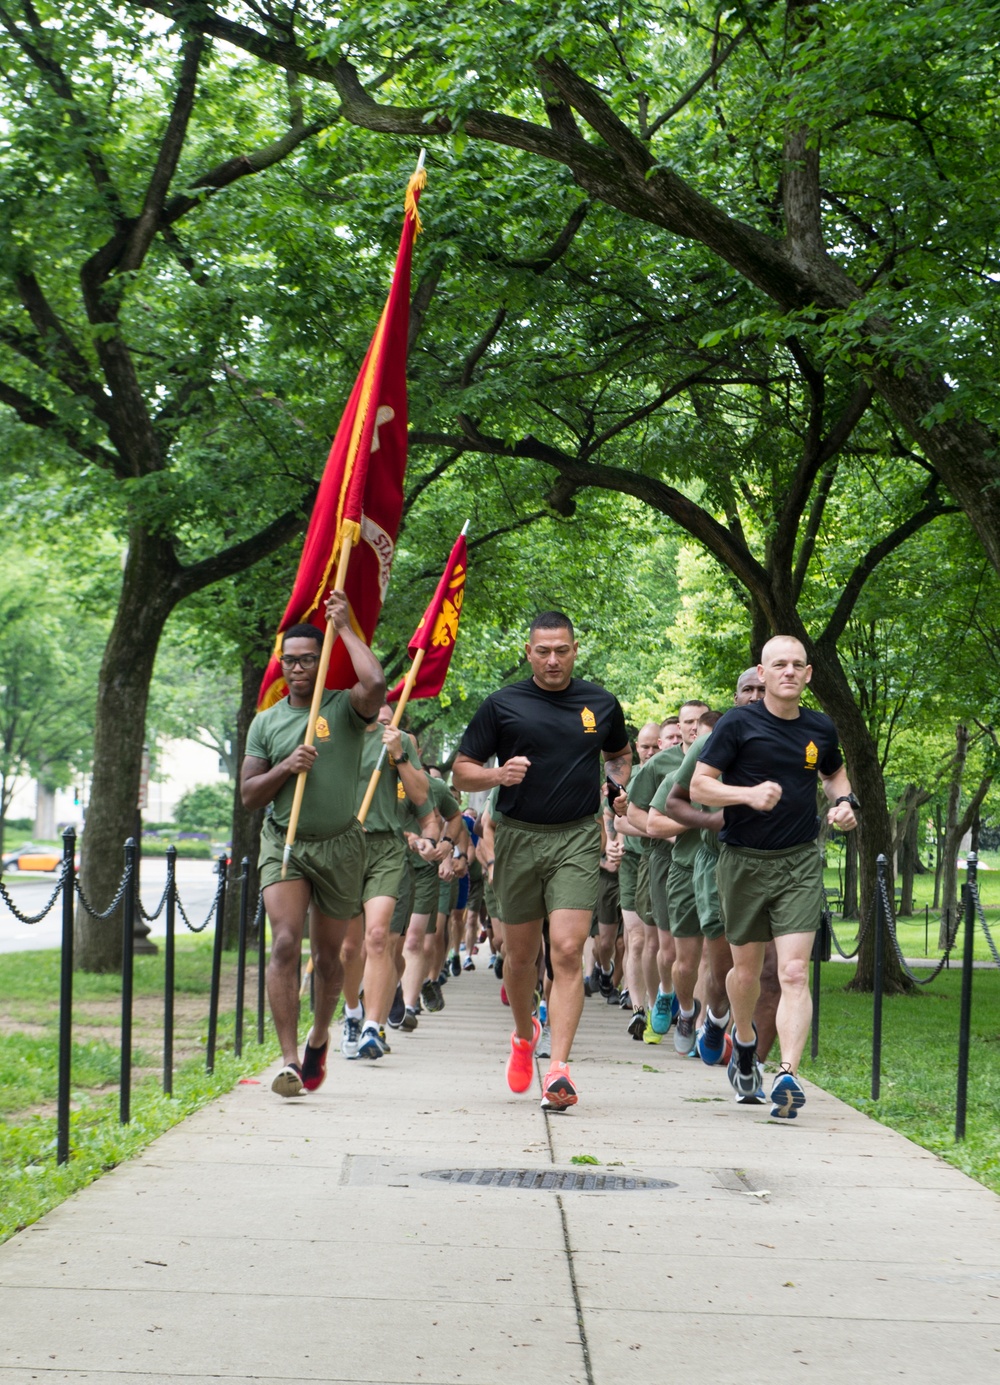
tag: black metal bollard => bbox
[257,896,266,1045]
[871,854,887,1102]
[235,858,250,1058]
[120,838,137,1124]
[163,846,177,1096]
[955,854,977,1141]
[56,827,76,1165]
[810,912,830,1062]
[205,853,228,1074]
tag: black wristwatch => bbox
[835,793,861,810]
[395,747,409,764]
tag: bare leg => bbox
[773,931,815,1073]
[307,907,351,1047]
[360,894,399,1027]
[401,911,432,1008]
[502,919,545,1042]
[672,935,704,1012]
[339,914,365,1009]
[704,935,733,1018]
[754,942,780,1059]
[263,879,310,1066]
[656,927,676,995]
[642,925,659,1010]
[726,940,767,1047]
[546,909,592,1064]
[622,910,645,1006]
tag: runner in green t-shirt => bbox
[612,722,664,1035]
[398,771,465,1016]
[241,594,385,1099]
[337,705,432,1061]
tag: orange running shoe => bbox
[541,1062,578,1111]
[506,1017,541,1093]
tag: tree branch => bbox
[173,497,316,598]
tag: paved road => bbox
[1,962,998,1382]
[0,858,224,953]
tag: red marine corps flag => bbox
[257,158,427,712]
[357,523,468,824]
[387,523,468,704]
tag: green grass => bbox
[0,1046,279,1241]
[0,939,279,1243]
[802,963,1000,1193]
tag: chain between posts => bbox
[826,890,876,960]
[0,869,68,924]
[969,877,1000,971]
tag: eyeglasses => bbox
[280,653,320,670]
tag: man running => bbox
[241,596,386,1098]
[690,636,858,1118]
[453,612,631,1111]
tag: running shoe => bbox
[605,987,621,1005]
[696,1010,730,1066]
[627,1007,647,1040]
[463,957,475,971]
[537,1025,552,1059]
[583,973,593,997]
[541,1062,578,1111]
[431,980,446,1010]
[673,999,701,1055]
[358,1023,386,1060]
[736,1085,766,1105]
[618,989,631,1010]
[506,1017,541,1093]
[597,965,614,999]
[449,953,461,977]
[437,967,449,987]
[488,954,498,970]
[642,1013,661,1044]
[479,929,488,944]
[401,1007,419,1031]
[421,980,444,1013]
[340,1016,361,1060]
[500,983,510,1007]
[770,1066,807,1119]
[386,985,406,1030]
[539,998,548,1026]
[378,1025,391,1054]
[494,955,504,981]
[271,1063,303,1098]
[650,991,675,1035]
[300,1033,328,1092]
[727,1026,763,1100]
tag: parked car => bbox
[1,844,69,872]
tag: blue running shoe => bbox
[727,1025,763,1100]
[736,1087,766,1105]
[650,991,674,1035]
[770,1067,806,1119]
[696,1011,729,1065]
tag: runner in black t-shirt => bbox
[690,636,858,1119]
[453,612,631,1111]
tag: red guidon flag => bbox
[257,165,427,710]
[387,527,468,702]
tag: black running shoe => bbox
[627,1008,647,1040]
[449,953,461,977]
[387,984,406,1029]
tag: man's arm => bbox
[626,800,652,837]
[603,743,632,788]
[689,762,782,812]
[383,726,429,807]
[646,807,686,839]
[241,749,316,812]
[325,591,385,720]
[452,752,531,792]
[820,765,858,831]
[665,782,723,835]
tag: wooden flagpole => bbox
[281,533,356,878]
[355,646,427,827]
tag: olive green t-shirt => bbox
[246,688,370,838]
[355,726,423,834]
[400,775,461,872]
[652,732,713,867]
[629,746,684,855]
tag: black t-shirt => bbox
[458,677,629,825]
[697,701,843,850]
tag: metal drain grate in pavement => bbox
[421,1167,676,1191]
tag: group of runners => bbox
[242,600,858,1118]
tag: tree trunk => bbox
[222,654,267,948]
[75,530,179,972]
[899,792,920,916]
[842,830,859,920]
[939,725,968,948]
[933,804,943,910]
[807,643,911,993]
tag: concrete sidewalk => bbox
[1,963,998,1384]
